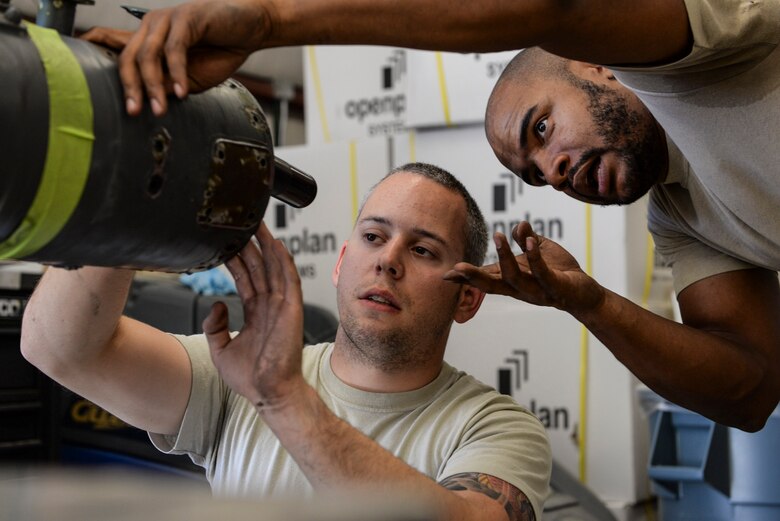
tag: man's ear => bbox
[570,61,616,81]
[453,284,486,324]
[596,65,616,80]
[331,241,348,287]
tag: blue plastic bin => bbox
[643,391,780,521]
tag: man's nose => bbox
[544,152,571,191]
[376,241,404,278]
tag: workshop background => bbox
[2,1,778,521]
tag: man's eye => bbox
[535,118,548,139]
[365,233,378,242]
[413,246,432,257]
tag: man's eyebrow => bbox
[519,104,538,151]
[358,216,390,227]
[358,215,448,246]
[516,104,538,185]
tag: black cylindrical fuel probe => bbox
[0,17,316,272]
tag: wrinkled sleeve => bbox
[148,333,228,471]
[648,190,755,294]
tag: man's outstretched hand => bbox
[444,221,606,316]
[82,0,272,117]
[203,222,306,411]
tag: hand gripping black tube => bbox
[0,19,316,272]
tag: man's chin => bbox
[616,177,658,205]
[606,166,659,205]
[565,190,621,206]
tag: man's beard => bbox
[571,77,666,205]
[336,296,458,373]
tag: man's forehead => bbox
[488,85,530,138]
[491,77,535,109]
[364,172,427,202]
[357,174,467,246]
[366,172,460,205]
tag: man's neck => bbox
[330,331,445,393]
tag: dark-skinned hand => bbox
[444,221,606,315]
[81,0,271,116]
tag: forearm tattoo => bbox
[439,472,536,521]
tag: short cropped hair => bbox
[359,163,488,266]
[500,47,570,81]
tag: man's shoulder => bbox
[302,342,334,380]
[612,0,780,93]
[303,342,334,357]
[440,363,540,422]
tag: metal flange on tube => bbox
[0,5,316,272]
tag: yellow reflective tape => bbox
[434,52,453,126]
[642,232,655,309]
[0,23,94,258]
[578,203,593,483]
[641,235,657,520]
[584,205,593,276]
[349,141,359,222]
[307,46,331,143]
[578,324,589,482]
[408,130,417,162]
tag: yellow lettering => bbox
[69,399,128,430]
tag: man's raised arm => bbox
[20,267,192,435]
[84,0,691,116]
[445,222,780,432]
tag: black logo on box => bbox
[497,349,572,431]
[344,50,407,124]
[488,171,564,247]
[492,172,523,213]
[274,203,303,230]
[382,50,406,90]
[498,349,529,395]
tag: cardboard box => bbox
[304,46,409,144]
[405,50,519,128]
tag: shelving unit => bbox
[0,269,58,464]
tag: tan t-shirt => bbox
[611,0,780,292]
[151,338,551,518]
